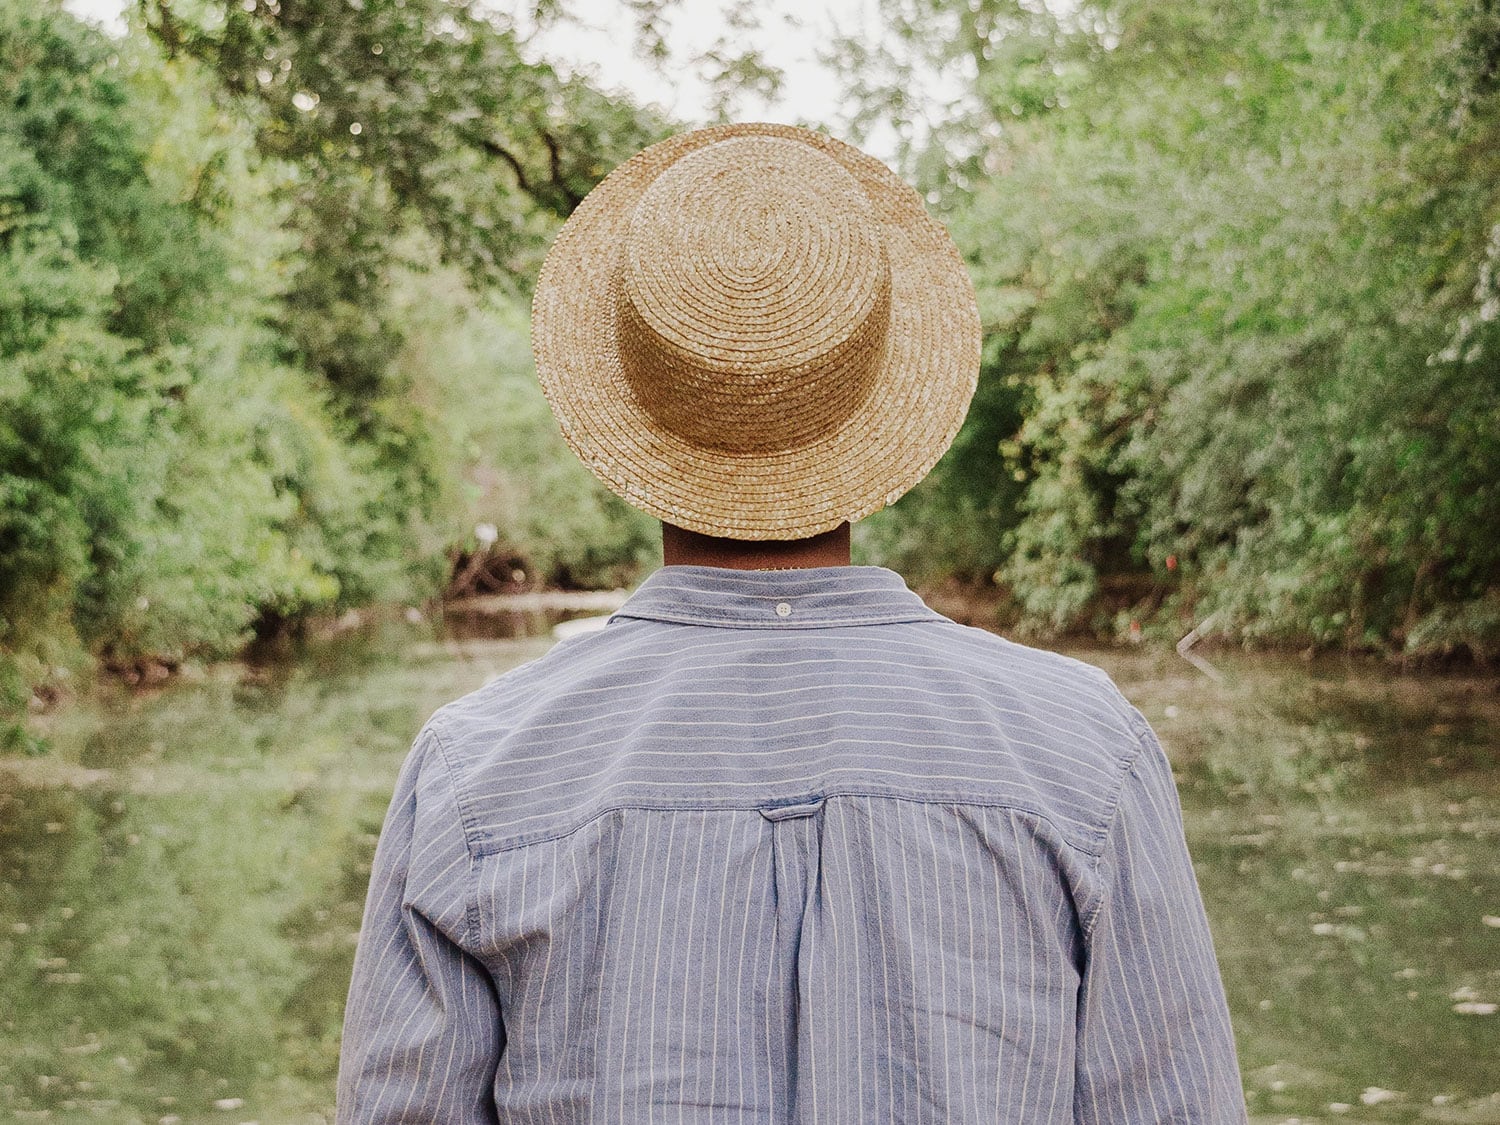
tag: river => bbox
[2,606,1496,1123]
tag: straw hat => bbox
[530,122,981,540]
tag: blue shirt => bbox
[336,564,1246,1122]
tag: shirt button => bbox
[775,602,792,618]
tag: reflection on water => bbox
[1,622,1496,1123]
[1086,647,1500,1124]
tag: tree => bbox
[1,1,372,733]
[840,0,1500,657]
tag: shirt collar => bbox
[607,564,946,630]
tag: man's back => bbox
[337,564,1246,1122]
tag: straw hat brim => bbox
[531,122,981,541]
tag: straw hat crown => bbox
[617,136,890,455]
[532,123,981,540]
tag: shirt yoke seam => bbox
[459,789,1111,859]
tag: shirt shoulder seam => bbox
[1081,717,1151,942]
[423,718,482,948]
[466,790,1109,858]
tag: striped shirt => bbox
[336,563,1246,1123]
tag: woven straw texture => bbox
[531,122,981,540]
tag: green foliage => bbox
[2,0,673,738]
[0,2,380,727]
[845,0,1500,653]
[389,246,660,588]
[856,352,1030,584]
[131,0,660,612]
[134,0,668,464]
[132,0,672,590]
[140,0,669,280]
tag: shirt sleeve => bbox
[1073,710,1247,1123]
[336,723,503,1124]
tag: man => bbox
[336,123,1247,1122]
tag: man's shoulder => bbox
[426,615,1145,853]
[428,624,625,737]
[930,617,1126,691]
[907,614,1138,731]
[434,615,1133,733]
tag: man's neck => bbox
[661,521,851,570]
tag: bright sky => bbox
[60,0,907,157]
[520,0,882,125]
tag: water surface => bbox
[2,616,1496,1123]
